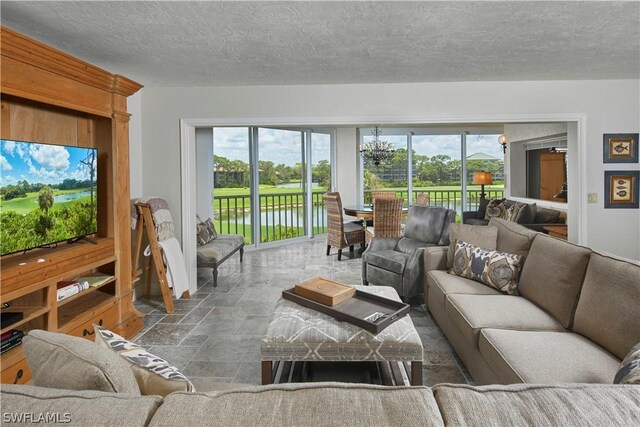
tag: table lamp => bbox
[472,171,493,200]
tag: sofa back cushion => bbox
[404,205,454,245]
[1,384,161,427]
[446,223,498,269]
[23,330,140,394]
[573,253,640,360]
[150,383,444,426]
[432,383,640,427]
[518,235,591,328]
[487,218,538,257]
[534,207,562,224]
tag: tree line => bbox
[1,178,94,201]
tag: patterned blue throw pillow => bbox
[450,241,524,295]
[614,342,640,384]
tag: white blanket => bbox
[145,238,190,299]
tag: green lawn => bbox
[0,188,94,215]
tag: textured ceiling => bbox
[1,1,638,87]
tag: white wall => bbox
[335,127,359,207]
[140,79,640,259]
[195,128,214,220]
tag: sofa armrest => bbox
[424,246,448,272]
[365,237,400,253]
[423,246,448,295]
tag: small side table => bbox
[544,225,568,240]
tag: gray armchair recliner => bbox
[362,205,455,299]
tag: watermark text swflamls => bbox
[3,412,71,423]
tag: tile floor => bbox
[133,238,472,389]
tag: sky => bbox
[0,140,95,186]
[213,127,502,167]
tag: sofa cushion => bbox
[149,382,445,427]
[450,241,523,295]
[615,342,640,384]
[94,326,194,397]
[446,294,565,348]
[487,218,538,257]
[403,205,450,245]
[196,234,244,265]
[0,384,161,427]
[363,249,407,274]
[446,223,498,269]
[23,330,140,394]
[433,383,640,427]
[573,252,640,360]
[427,271,501,311]
[534,207,561,223]
[479,329,620,384]
[465,218,489,226]
[515,202,537,224]
[518,235,591,328]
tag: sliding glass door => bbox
[209,126,333,247]
[257,128,307,243]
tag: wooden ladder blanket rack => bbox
[132,203,189,314]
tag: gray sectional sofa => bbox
[2,381,640,426]
[423,218,640,385]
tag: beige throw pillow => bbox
[22,329,140,394]
[447,223,498,269]
[94,326,195,396]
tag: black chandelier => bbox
[360,126,396,166]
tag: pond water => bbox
[55,190,93,203]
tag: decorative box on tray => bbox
[284,277,409,334]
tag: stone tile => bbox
[179,334,210,347]
[183,361,241,378]
[192,335,262,362]
[198,292,244,308]
[189,318,245,336]
[421,365,467,386]
[423,352,458,366]
[135,323,196,346]
[159,314,185,324]
[146,346,199,371]
[179,306,214,324]
[235,316,270,336]
[233,362,262,385]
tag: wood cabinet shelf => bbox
[0,26,144,385]
[0,307,50,336]
[56,277,116,308]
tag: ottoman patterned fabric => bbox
[261,286,423,362]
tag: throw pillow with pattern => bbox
[94,325,195,396]
[614,342,640,384]
[196,217,217,246]
[450,241,524,295]
[506,204,523,222]
[484,199,508,220]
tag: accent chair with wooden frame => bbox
[323,192,366,261]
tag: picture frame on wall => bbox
[603,133,638,163]
[604,170,639,209]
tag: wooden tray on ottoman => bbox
[282,287,410,334]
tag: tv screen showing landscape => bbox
[0,139,98,256]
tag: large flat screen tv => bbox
[0,139,98,256]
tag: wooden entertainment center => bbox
[0,27,143,384]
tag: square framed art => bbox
[603,133,638,163]
[604,170,639,209]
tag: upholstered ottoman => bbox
[261,285,424,385]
